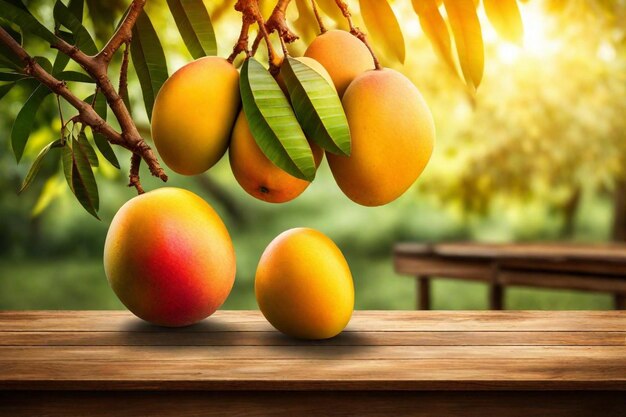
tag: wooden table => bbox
[394,242,626,310]
[0,311,624,416]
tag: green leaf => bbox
[130,10,168,120]
[11,84,52,162]
[240,57,315,181]
[412,0,458,79]
[67,0,84,23]
[31,175,66,217]
[33,56,53,73]
[359,0,405,64]
[52,30,74,74]
[0,72,26,81]
[0,82,15,101]
[484,0,523,44]
[18,139,63,193]
[166,0,217,58]
[77,131,99,167]
[57,70,94,83]
[84,93,119,168]
[62,135,100,219]
[443,0,484,90]
[0,0,58,44]
[281,57,351,156]
[53,0,97,55]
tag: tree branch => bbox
[128,153,145,194]
[0,7,168,185]
[311,0,327,34]
[334,0,381,70]
[251,0,298,57]
[96,0,146,65]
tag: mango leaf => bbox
[33,56,53,73]
[0,0,58,44]
[412,0,458,78]
[240,57,315,181]
[18,138,63,193]
[84,93,119,168]
[281,57,350,156]
[166,0,217,58]
[67,0,84,23]
[359,0,405,64]
[0,82,15,101]
[293,0,319,45]
[52,30,74,75]
[53,0,97,55]
[484,0,523,44]
[443,0,484,90]
[11,84,52,162]
[62,135,100,219]
[77,131,99,167]
[31,175,66,217]
[0,72,26,81]
[58,70,94,83]
[131,10,168,120]
[315,0,349,30]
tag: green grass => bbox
[0,259,612,310]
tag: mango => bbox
[152,57,240,176]
[255,228,354,339]
[229,111,323,203]
[104,188,236,327]
[304,30,374,96]
[327,69,435,206]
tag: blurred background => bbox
[1,0,625,310]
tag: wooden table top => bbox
[1,310,625,391]
[395,242,626,263]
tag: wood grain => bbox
[2,310,624,331]
[1,310,624,415]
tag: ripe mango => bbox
[229,111,323,203]
[152,57,240,176]
[327,69,435,206]
[104,188,236,327]
[255,228,354,339]
[304,30,374,96]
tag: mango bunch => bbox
[151,30,435,207]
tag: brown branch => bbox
[95,0,145,65]
[46,0,168,184]
[334,0,381,70]
[128,153,145,194]
[232,0,282,74]
[0,10,168,185]
[227,15,253,63]
[311,0,327,34]
[265,0,298,43]
[119,42,130,106]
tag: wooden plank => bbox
[394,256,492,281]
[498,270,626,293]
[2,346,625,361]
[2,391,623,417]
[4,330,625,347]
[1,358,624,390]
[429,242,626,263]
[2,331,624,347]
[2,311,624,332]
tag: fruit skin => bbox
[304,30,374,96]
[255,228,354,339]
[328,69,435,207]
[229,111,324,203]
[103,188,236,327]
[152,57,240,176]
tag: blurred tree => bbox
[422,0,626,239]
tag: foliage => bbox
[0,0,524,218]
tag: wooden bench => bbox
[0,310,624,416]
[394,243,626,310]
